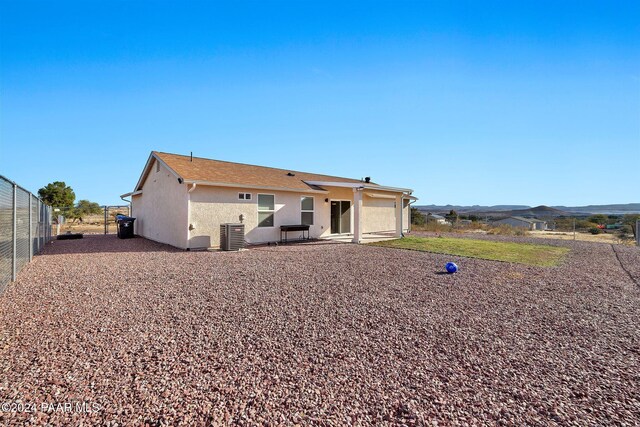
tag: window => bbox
[257,194,275,227]
[301,196,314,225]
[238,193,252,200]
[156,161,160,173]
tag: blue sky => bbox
[1,1,638,206]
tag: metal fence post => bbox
[29,195,33,261]
[43,203,46,245]
[636,220,639,246]
[47,205,50,243]
[45,205,49,243]
[49,206,52,242]
[12,184,17,282]
[39,200,43,249]
[37,199,41,252]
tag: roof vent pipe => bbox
[190,152,193,162]
[364,177,371,183]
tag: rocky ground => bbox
[0,234,638,426]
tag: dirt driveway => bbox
[1,235,639,425]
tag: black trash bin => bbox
[116,216,136,239]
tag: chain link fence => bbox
[0,175,53,293]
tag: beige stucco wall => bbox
[131,159,189,248]
[189,186,349,248]
[362,193,396,233]
[361,192,411,234]
[188,185,410,248]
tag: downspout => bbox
[401,191,415,236]
[400,193,404,237]
[399,191,409,237]
[186,183,196,250]
[120,195,131,217]
[407,193,418,234]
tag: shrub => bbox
[411,208,426,226]
[514,228,529,236]
[412,221,453,233]
[589,227,602,235]
[487,224,528,236]
[618,225,634,241]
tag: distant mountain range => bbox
[417,203,640,217]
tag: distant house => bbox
[492,216,547,230]
[121,151,416,249]
[426,213,449,225]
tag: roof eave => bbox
[304,180,414,194]
[120,190,143,198]
[183,180,329,194]
[133,152,182,192]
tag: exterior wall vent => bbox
[220,223,245,251]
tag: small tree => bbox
[70,200,102,223]
[38,181,75,207]
[621,214,640,240]
[618,225,634,241]
[445,209,458,224]
[587,214,607,225]
[411,207,425,226]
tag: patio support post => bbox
[395,194,403,238]
[352,188,363,243]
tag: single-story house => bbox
[425,213,450,225]
[492,216,547,231]
[121,151,416,249]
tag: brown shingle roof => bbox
[152,151,367,191]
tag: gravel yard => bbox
[1,234,639,426]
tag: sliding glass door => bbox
[330,201,351,234]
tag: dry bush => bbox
[413,221,488,234]
[412,222,454,233]
[487,224,529,236]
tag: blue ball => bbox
[445,262,458,274]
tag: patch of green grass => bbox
[370,236,569,267]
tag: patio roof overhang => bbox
[303,180,414,194]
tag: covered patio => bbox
[304,180,416,243]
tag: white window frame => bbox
[257,194,275,228]
[238,192,252,201]
[301,196,314,225]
